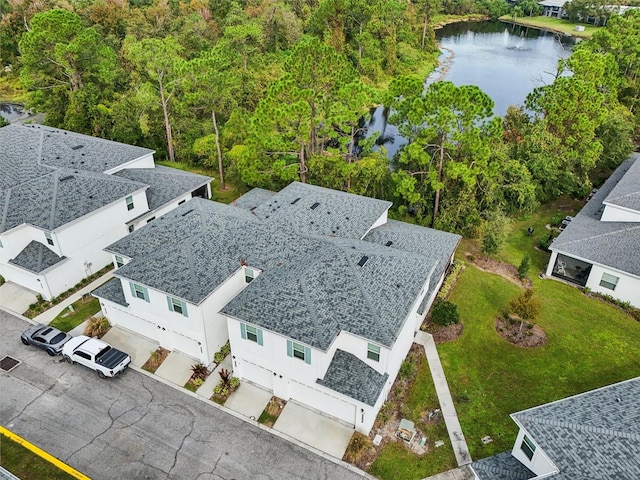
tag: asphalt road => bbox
[0,310,367,480]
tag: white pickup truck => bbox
[62,335,131,378]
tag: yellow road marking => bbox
[0,426,91,480]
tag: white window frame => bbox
[521,434,536,460]
[287,340,311,364]
[128,224,134,233]
[240,323,263,345]
[167,296,188,317]
[126,196,134,211]
[599,273,619,291]
[45,232,54,246]
[129,282,149,302]
[367,343,381,362]
[245,267,255,284]
[115,255,124,268]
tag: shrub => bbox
[399,359,415,379]
[550,213,563,226]
[0,275,5,286]
[509,289,540,321]
[343,432,373,463]
[518,255,531,280]
[431,300,460,326]
[437,261,465,300]
[84,317,110,338]
[538,233,554,251]
[191,363,208,381]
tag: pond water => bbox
[368,21,576,158]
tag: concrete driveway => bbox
[0,309,369,480]
[0,282,37,315]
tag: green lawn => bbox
[0,434,76,480]
[499,15,600,38]
[440,265,640,459]
[49,297,100,332]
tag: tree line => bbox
[1,0,638,235]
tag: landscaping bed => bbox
[142,347,170,374]
[48,296,101,332]
[257,397,286,427]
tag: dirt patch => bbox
[495,317,548,348]
[423,321,464,344]
[467,254,532,289]
[258,396,287,427]
[142,347,170,373]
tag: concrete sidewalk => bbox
[32,272,113,325]
[415,331,472,467]
[421,466,474,480]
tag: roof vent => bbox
[291,197,301,205]
[310,202,320,210]
[181,209,194,217]
[250,206,257,211]
[357,256,369,267]
[385,241,393,247]
[71,145,84,150]
[59,175,74,182]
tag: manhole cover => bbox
[0,356,21,372]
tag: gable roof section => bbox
[602,153,640,212]
[112,166,211,211]
[317,350,389,406]
[221,236,436,349]
[1,169,147,233]
[24,124,153,173]
[249,182,392,239]
[471,452,535,480]
[92,278,128,307]
[550,155,640,277]
[510,377,640,479]
[9,240,67,273]
[232,188,276,211]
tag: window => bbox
[129,282,149,302]
[245,268,255,284]
[126,196,134,211]
[287,340,311,364]
[115,255,124,268]
[521,435,536,461]
[599,273,619,291]
[367,343,380,362]
[128,225,134,233]
[240,323,263,345]
[45,232,54,246]
[75,351,91,360]
[166,296,188,317]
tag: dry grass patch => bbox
[142,347,170,374]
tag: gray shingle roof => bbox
[9,240,67,273]
[1,168,147,233]
[511,377,640,479]
[92,278,128,307]
[232,188,276,211]
[249,182,392,239]
[603,153,640,212]
[21,124,153,173]
[317,350,388,406]
[364,220,461,313]
[550,155,640,277]
[471,452,535,480]
[112,166,211,211]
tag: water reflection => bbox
[368,21,575,159]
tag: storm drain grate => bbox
[0,356,21,372]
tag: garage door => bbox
[241,360,274,390]
[289,380,356,427]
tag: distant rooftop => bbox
[550,155,640,277]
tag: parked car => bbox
[62,335,131,378]
[21,324,72,356]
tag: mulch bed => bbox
[469,255,533,288]
[422,321,464,344]
[495,317,548,348]
[141,347,170,373]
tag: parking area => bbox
[0,282,37,315]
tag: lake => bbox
[369,21,576,158]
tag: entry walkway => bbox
[414,331,472,466]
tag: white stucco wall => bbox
[585,263,640,308]
[510,426,558,477]
[601,203,640,223]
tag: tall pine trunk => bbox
[158,74,175,162]
[212,110,224,189]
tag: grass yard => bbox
[49,297,101,332]
[0,434,76,480]
[499,15,600,38]
[439,265,640,459]
[369,350,457,479]
[157,161,247,204]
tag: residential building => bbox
[545,154,640,308]
[0,124,211,300]
[539,0,568,18]
[471,377,640,479]
[94,182,460,433]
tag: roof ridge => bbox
[516,414,640,441]
[554,223,640,247]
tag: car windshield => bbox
[95,346,112,363]
[51,333,66,343]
